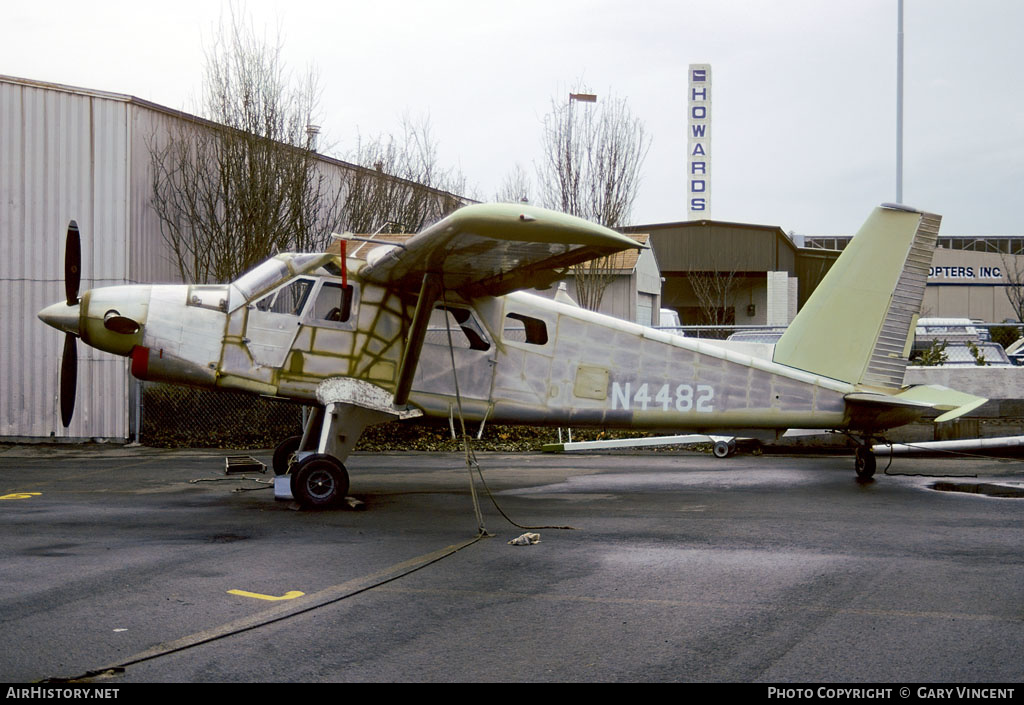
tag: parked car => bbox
[912,318,983,356]
[726,328,786,344]
[659,308,682,329]
[912,317,1013,365]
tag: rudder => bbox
[773,203,940,388]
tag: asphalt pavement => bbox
[0,444,1021,683]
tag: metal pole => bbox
[567,93,597,213]
[896,0,904,204]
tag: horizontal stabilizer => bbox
[844,385,987,430]
[896,384,989,422]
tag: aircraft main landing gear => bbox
[277,404,361,509]
[290,453,349,508]
[273,435,302,476]
[273,379,422,509]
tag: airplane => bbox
[38,202,987,508]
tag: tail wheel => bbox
[272,435,303,476]
[713,439,736,458]
[290,454,349,508]
[855,445,877,479]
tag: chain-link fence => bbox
[141,383,304,448]
[138,382,668,451]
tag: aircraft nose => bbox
[38,301,81,336]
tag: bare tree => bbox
[571,256,620,312]
[150,9,342,283]
[537,88,649,228]
[342,116,467,235]
[1001,252,1024,322]
[494,164,532,204]
[537,86,649,310]
[688,267,740,328]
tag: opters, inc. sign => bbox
[928,265,1003,280]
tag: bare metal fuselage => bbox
[84,268,856,438]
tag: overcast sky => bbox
[5,0,1022,236]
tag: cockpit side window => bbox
[255,278,313,315]
[312,282,355,323]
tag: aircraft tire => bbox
[855,446,876,479]
[273,435,303,476]
[291,454,349,508]
[713,440,734,458]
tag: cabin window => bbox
[255,278,313,315]
[426,306,490,351]
[503,313,549,346]
[187,285,229,312]
[312,282,355,323]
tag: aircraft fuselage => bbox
[58,261,861,439]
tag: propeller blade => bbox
[60,333,78,428]
[65,221,81,306]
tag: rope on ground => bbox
[440,285,575,532]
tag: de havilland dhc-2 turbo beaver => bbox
[38,202,986,508]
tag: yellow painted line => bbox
[227,589,305,601]
[0,492,42,500]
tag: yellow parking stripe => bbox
[227,589,305,601]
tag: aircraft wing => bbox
[357,203,641,298]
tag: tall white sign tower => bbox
[687,64,711,219]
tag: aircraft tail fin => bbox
[773,204,940,388]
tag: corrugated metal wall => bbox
[2,75,468,440]
[1,79,132,439]
[129,108,185,285]
[648,223,791,274]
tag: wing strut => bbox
[393,272,442,406]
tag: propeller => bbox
[65,221,81,306]
[60,329,78,427]
[60,221,81,427]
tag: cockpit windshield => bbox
[233,258,290,301]
[288,253,332,274]
[230,253,340,311]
